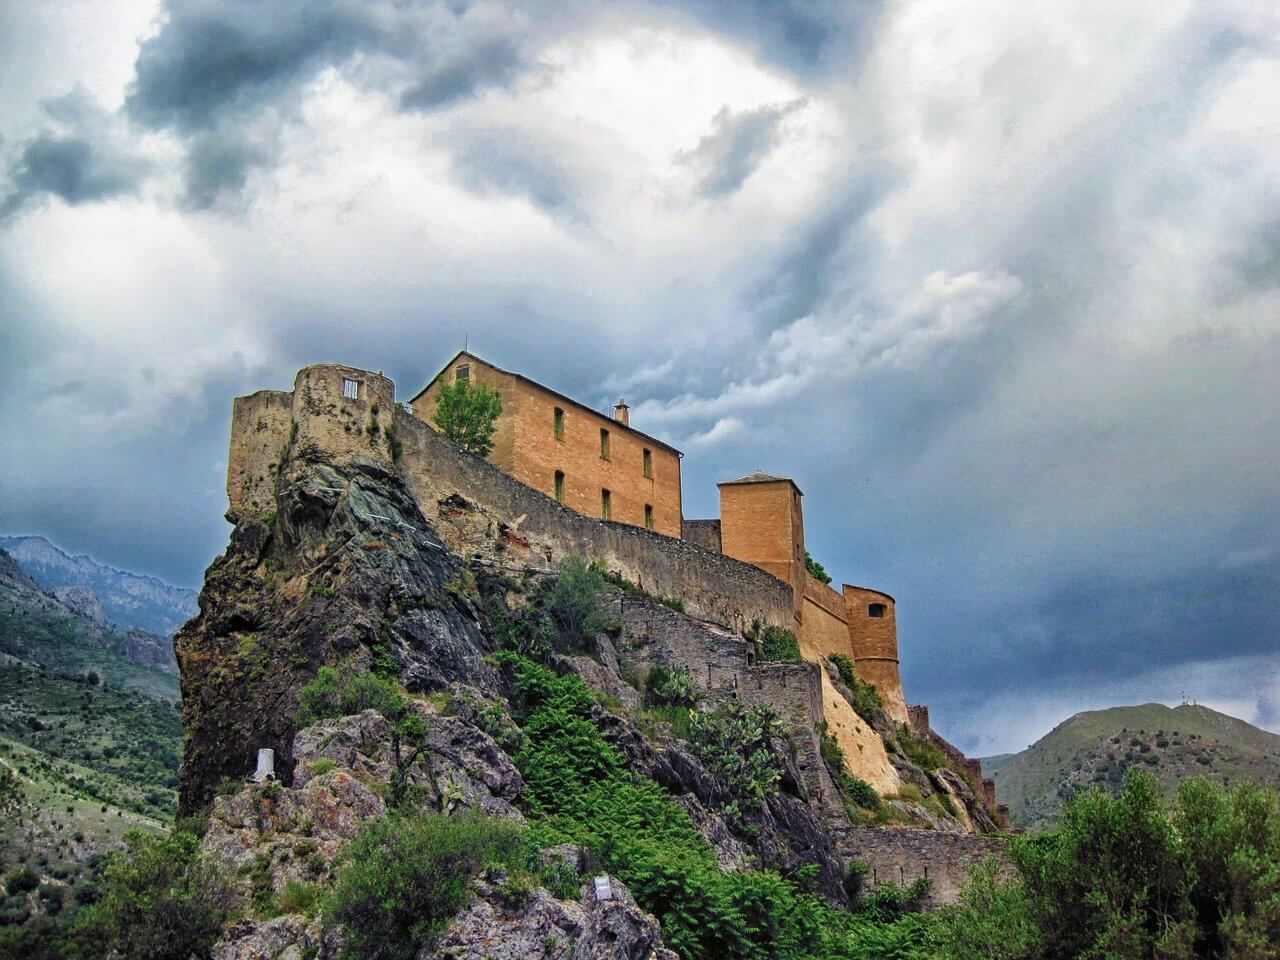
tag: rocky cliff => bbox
[175,411,1008,955]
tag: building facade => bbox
[409,351,683,539]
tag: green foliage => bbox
[932,858,1037,960]
[500,650,931,960]
[804,551,832,585]
[829,656,884,723]
[325,811,526,960]
[643,665,697,709]
[820,731,881,811]
[294,666,407,726]
[497,557,609,658]
[759,626,801,663]
[897,731,947,773]
[688,704,785,813]
[3,866,39,895]
[433,379,502,457]
[71,825,234,960]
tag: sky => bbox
[1,0,1278,756]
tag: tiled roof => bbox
[718,470,802,494]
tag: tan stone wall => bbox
[820,668,901,795]
[410,354,682,538]
[843,584,907,722]
[719,480,805,627]
[227,390,293,520]
[800,574,853,659]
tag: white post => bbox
[253,748,276,782]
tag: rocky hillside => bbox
[155,423,1009,958]
[988,702,1280,829]
[0,547,177,698]
[0,535,197,637]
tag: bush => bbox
[3,866,39,896]
[644,665,697,708]
[821,732,881,811]
[326,811,526,960]
[803,551,831,585]
[533,556,607,654]
[71,826,234,960]
[759,626,801,663]
[689,704,785,812]
[829,655,884,722]
[294,666,406,726]
[897,731,947,772]
[433,379,502,457]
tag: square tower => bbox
[718,472,805,628]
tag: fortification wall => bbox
[800,575,852,659]
[391,401,793,635]
[843,584,907,723]
[227,390,294,520]
[681,519,722,554]
[844,828,1010,905]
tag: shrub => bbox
[803,551,831,585]
[897,731,947,772]
[433,379,502,457]
[326,811,525,960]
[759,626,801,663]
[643,665,697,708]
[508,557,609,657]
[820,732,881,811]
[294,666,406,726]
[688,703,784,812]
[71,826,234,960]
[829,655,883,722]
[3,866,39,895]
[933,858,1037,960]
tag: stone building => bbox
[410,351,683,538]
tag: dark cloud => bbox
[679,100,804,197]
[1,89,149,219]
[183,130,266,208]
[399,35,527,111]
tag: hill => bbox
[988,702,1280,829]
[0,548,178,700]
[0,535,197,637]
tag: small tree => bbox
[434,380,502,457]
[804,551,831,585]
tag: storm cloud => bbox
[1,0,1278,754]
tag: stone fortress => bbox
[227,354,1007,900]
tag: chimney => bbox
[613,398,630,426]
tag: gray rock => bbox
[212,914,338,960]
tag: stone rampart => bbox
[801,575,853,659]
[681,519,722,554]
[843,828,1010,905]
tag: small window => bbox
[553,407,564,440]
[342,378,359,399]
[868,603,887,618]
[644,504,654,530]
[600,428,610,459]
[601,489,611,520]
[643,448,652,478]
[554,470,565,502]
[455,364,470,382]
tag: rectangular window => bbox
[554,470,565,502]
[600,428,610,459]
[643,448,652,478]
[601,489,611,520]
[455,364,470,381]
[342,378,359,399]
[644,504,654,530]
[553,407,564,440]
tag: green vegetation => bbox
[643,664,697,709]
[821,731,881,812]
[0,611,178,701]
[326,811,525,960]
[896,730,948,773]
[930,771,1280,959]
[69,824,234,960]
[804,551,832,585]
[829,655,884,723]
[433,379,502,457]
[759,626,801,663]
[294,666,406,727]
[688,704,785,815]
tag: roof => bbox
[416,350,682,457]
[718,470,803,495]
[841,583,896,603]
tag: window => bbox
[553,407,564,440]
[455,364,470,381]
[644,504,654,530]
[643,448,652,478]
[342,378,359,399]
[868,603,886,618]
[554,470,565,502]
[601,489,611,520]
[600,428,610,459]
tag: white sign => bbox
[593,875,613,901]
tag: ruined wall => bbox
[844,828,1010,906]
[843,584,907,723]
[801,575,853,659]
[682,519,722,554]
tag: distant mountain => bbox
[0,547,178,699]
[987,702,1280,829]
[0,535,197,637]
